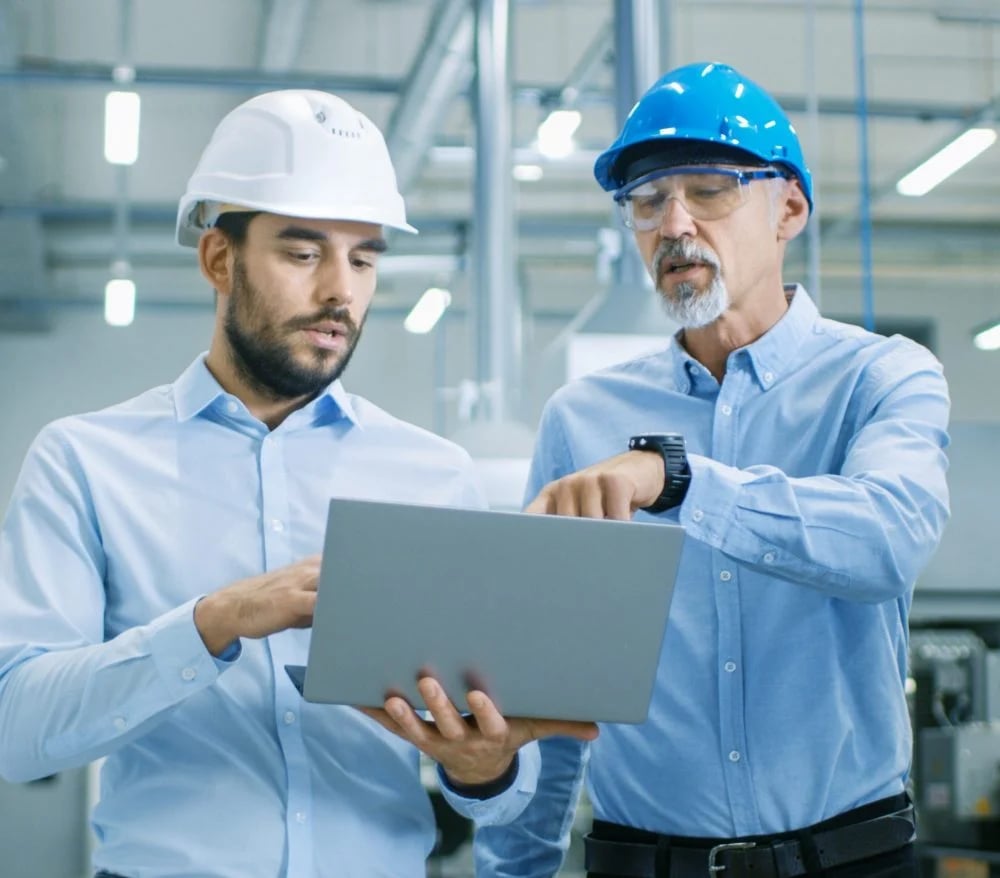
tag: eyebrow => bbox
[275,226,389,253]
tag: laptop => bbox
[286,497,685,723]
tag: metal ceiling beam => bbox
[822,90,1000,241]
[258,0,311,72]
[0,60,987,121]
[386,0,474,193]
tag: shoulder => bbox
[345,394,474,463]
[545,345,675,415]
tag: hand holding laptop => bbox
[361,676,598,786]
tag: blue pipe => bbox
[854,0,876,331]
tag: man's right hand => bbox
[194,556,321,656]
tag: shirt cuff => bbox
[144,597,234,701]
[439,753,520,800]
[437,740,540,826]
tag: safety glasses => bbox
[614,166,788,230]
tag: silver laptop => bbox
[286,497,685,723]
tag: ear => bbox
[198,228,236,297]
[776,179,810,243]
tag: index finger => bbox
[524,490,554,515]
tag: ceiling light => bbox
[896,127,997,196]
[513,164,544,182]
[404,287,452,334]
[104,91,141,165]
[105,263,135,327]
[973,319,1000,351]
[536,109,582,159]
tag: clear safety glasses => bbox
[614,166,788,230]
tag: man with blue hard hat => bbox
[475,62,949,877]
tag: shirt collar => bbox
[742,284,818,391]
[667,284,819,393]
[172,354,359,427]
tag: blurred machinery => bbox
[910,629,1000,850]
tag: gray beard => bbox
[660,273,730,328]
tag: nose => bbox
[657,195,698,240]
[315,255,354,307]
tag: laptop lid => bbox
[293,497,684,723]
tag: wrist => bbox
[194,594,238,657]
[628,433,691,513]
[441,753,519,800]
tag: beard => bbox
[224,257,364,401]
[652,238,729,329]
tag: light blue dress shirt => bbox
[0,356,539,878]
[475,287,950,877]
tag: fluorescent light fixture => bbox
[104,91,141,165]
[404,287,451,334]
[513,163,544,182]
[536,109,582,159]
[896,127,997,196]
[973,319,1000,351]
[105,277,136,327]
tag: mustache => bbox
[653,239,720,279]
[286,307,358,334]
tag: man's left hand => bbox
[359,677,599,788]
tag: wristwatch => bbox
[628,433,691,513]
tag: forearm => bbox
[682,452,948,602]
[0,599,226,782]
[474,736,590,877]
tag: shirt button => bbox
[720,570,732,582]
[225,400,239,414]
[692,509,704,522]
[270,519,285,533]
[181,667,197,682]
[295,811,307,824]
[763,552,776,564]
[283,711,296,725]
[729,750,741,762]
[113,716,127,731]
[724,661,737,673]
[763,371,774,384]
[720,404,732,416]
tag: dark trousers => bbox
[587,844,916,878]
[587,792,918,878]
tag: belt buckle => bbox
[707,841,756,874]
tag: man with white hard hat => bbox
[0,90,595,878]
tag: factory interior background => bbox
[1,0,1000,875]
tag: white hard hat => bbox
[176,89,416,247]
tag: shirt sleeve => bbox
[679,340,951,602]
[474,736,590,877]
[0,424,235,783]
[437,741,541,826]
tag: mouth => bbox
[659,260,710,282]
[302,323,348,351]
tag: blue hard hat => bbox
[594,62,813,212]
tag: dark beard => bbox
[223,259,363,402]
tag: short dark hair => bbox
[212,211,262,247]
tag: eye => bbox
[351,256,376,271]
[287,249,320,263]
[632,192,665,216]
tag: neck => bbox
[681,284,791,382]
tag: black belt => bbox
[585,801,915,878]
